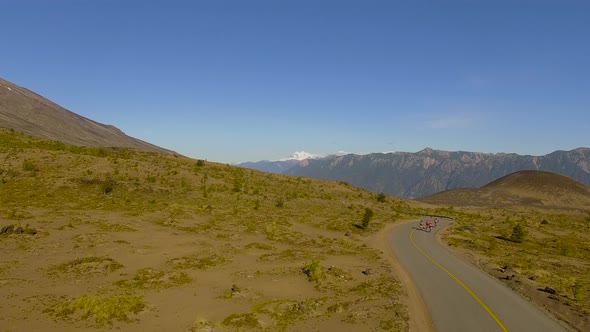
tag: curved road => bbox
[390,219,569,332]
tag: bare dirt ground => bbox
[0,208,410,331]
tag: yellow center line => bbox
[410,228,509,332]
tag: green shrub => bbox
[510,223,526,243]
[361,207,374,230]
[573,280,584,302]
[302,260,323,283]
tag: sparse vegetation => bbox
[44,293,145,326]
[168,254,227,270]
[100,178,117,194]
[22,159,39,172]
[116,268,191,289]
[0,129,418,331]
[48,256,123,277]
[221,313,260,329]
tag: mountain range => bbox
[241,147,590,199]
[0,77,171,153]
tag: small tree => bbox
[511,223,526,243]
[361,208,374,230]
[377,192,387,203]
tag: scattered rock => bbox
[1,225,14,235]
[231,284,240,293]
[361,268,372,276]
[0,225,36,236]
[462,225,476,233]
[344,231,352,237]
[543,286,557,295]
[296,302,308,312]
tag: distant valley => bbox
[240,147,590,198]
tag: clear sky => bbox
[1,0,589,163]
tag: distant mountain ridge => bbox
[239,151,322,173]
[0,77,171,153]
[239,159,303,174]
[242,147,590,199]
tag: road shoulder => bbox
[436,223,583,331]
[368,220,434,332]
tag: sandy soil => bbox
[0,209,411,331]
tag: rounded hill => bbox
[483,170,590,195]
[418,170,590,211]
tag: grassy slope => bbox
[0,129,417,331]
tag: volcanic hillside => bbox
[0,77,170,153]
[0,128,420,331]
[419,170,590,211]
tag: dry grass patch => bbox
[168,254,228,270]
[116,267,191,289]
[44,293,145,326]
[48,256,123,277]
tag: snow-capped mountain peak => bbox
[280,151,318,161]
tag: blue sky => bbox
[1,1,589,163]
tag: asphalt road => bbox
[389,219,569,332]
